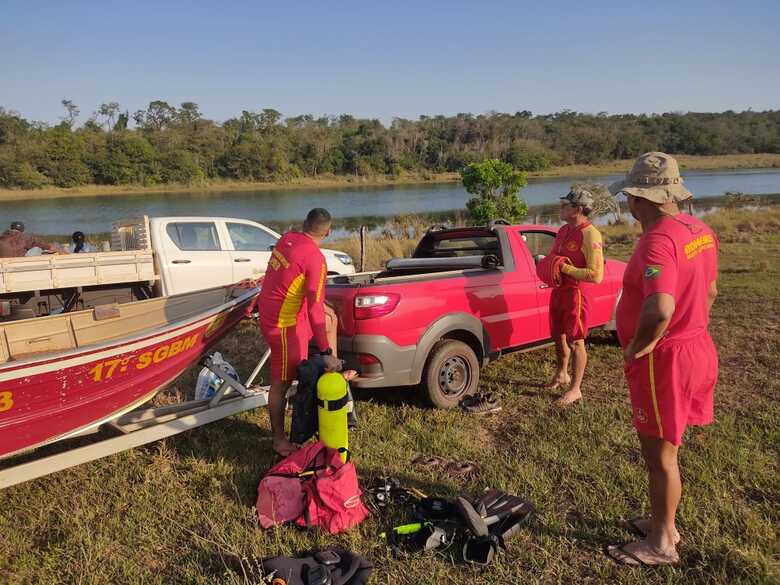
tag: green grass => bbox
[1,210,779,584]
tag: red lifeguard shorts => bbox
[549,286,589,342]
[625,333,718,445]
[261,324,310,382]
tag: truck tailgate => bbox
[326,283,359,336]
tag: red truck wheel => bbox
[422,340,480,408]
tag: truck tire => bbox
[422,339,480,409]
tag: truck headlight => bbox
[334,253,353,265]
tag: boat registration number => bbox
[88,333,200,383]
[0,391,12,413]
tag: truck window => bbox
[416,235,501,259]
[519,231,555,264]
[226,223,278,251]
[166,222,221,251]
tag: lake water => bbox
[4,168,780,236]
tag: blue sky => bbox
[1,0,778,125]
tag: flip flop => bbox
[605,542,679,567]
[444,460,480,478]
[411,454,449,469]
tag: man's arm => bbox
[560,227,604,283]
[624,293,675,360]
[24,234,55,252]
[625,233,678,360]
[707,280,717,313]
[304,252,329,352]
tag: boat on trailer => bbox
[0,282,270,489]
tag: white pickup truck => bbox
[140,216,354,295]
[0,216,354,318]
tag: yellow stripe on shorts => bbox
[648,352,664,437]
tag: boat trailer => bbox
[0,349,272,490]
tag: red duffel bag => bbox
[256,441,369,534]
[536,254,570,287]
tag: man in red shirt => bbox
[607,153,719,566]
[258,208,340,457]
[547,187,604,406]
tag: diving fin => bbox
[473,489,533,526]
[489,503,534,547]
[456,496,489,537]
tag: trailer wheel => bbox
[422,339,480,408]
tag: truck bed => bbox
[0,251,157,295]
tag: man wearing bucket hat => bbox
[546,186,604,406]
[606,152,719,566]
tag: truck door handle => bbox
[233,258,251,262]
[539,283,550,289]
[172,260,191,264]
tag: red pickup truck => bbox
[326,222,625,408]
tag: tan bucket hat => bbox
[609,152,693,204]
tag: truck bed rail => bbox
[0,251,157,294]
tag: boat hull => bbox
[0,287,258,459]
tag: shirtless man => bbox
[0,221,56,257]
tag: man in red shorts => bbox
[607,152,719,566]
[547,187,604,406]
[259,208,340,457]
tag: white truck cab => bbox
[0,216,354,317]
[149,217,354,296]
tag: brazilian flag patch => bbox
[644,265,662,279]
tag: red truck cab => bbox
[326,223,624,408]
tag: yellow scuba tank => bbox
[317,372,349,462]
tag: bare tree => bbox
[96,102,120,131]
[60,99,80,127]
[573,182,622,223]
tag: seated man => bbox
[69,231,96,253]
[0,221,56,257]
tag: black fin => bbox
[474,491,533,526]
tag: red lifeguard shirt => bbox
[553,221,604,286]
[258,231,329,351]
[617,213,718,347]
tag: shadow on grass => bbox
[352,385,427,408]
[164,416,275,503]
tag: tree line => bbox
[0,100,778,189]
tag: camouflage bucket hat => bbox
[609,152,693,204]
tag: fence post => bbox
[359,225,367,272]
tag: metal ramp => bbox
[0,349,271,490]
